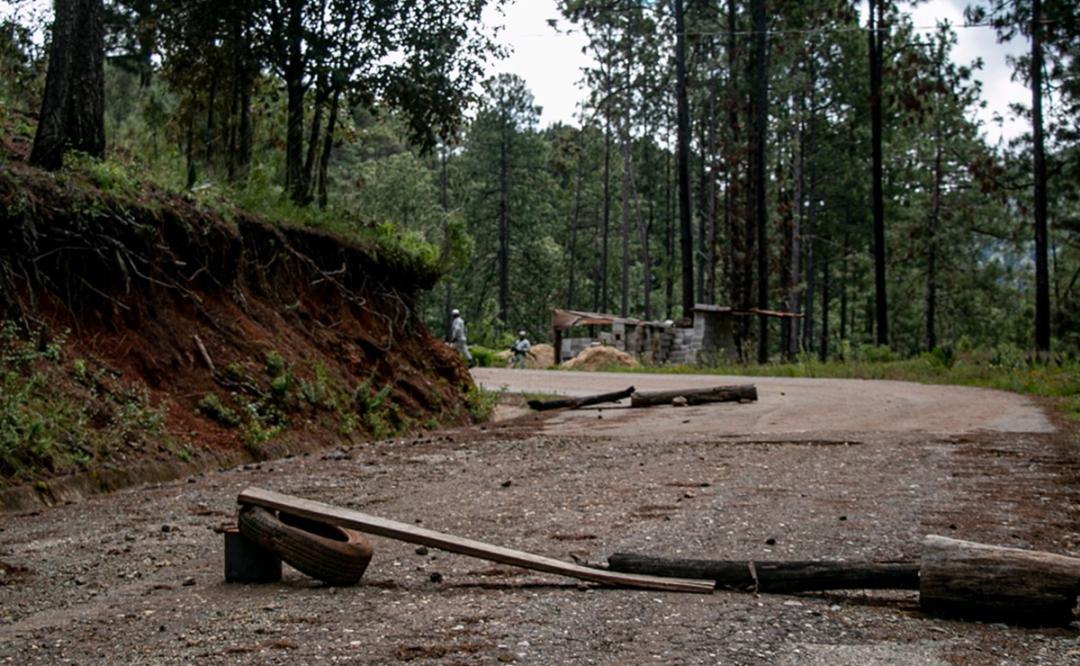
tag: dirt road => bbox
[1,371,1077,664]
[473,368,1055,437]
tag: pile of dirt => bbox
[0,158,473,506]
[561,345,640,371]
[528,343,556,368]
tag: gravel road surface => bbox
[1,370,1077,664]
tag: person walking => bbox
[449,308,473,365]
[510,330,531,369]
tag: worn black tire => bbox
[238,504,373,586]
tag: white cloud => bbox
[906,0,1029,146]
[482,0,596,127]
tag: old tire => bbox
[238,504,373,586]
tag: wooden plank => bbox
[238,486,714,594]
[608,553,919,592]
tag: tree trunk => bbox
[869,0,889,346]
[185,113,196,189]
[724,0,740,315]
[316,86,341,210]
[787,86,804,359]
[927,115,942,352]
[635,141,652,320]
[665,150,675,319]
[840,231,849,345]
[30,0,105,170]
[620,126,631,318]
[674,0,694,318]
[602,114,612,313]
[802,72,819,354]
[441,146,452,324]
[1031,0,1050,352]
[284,0,306,202]
[820,247,830,361]
[300,79,328,204]
[498,119,510,325]
[705,91,719,306]
[567,148,583,310]
[750,0,769,363]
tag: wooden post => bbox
[919,535,1080,626]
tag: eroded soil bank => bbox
[0,161,473,508]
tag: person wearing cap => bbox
[510,330,531,369]
[449,309,473,365]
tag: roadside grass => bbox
[595,350,1080,419]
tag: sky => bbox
[482,0,1030,146]
[2,0,1029,145]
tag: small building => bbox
[552,305,799,365]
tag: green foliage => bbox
[66,153,139,196]
[0,322,169,480]
[464,385,499,422]
[264,351,286,378]
[468,345,501,368]
[197,393,241,428]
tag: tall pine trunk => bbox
[284,0,306,202]
[602,115,612,313]
[750,0,769,363]
[869,0,889,346]
[1031,0,1050,351]
[498,117,511,325]
[674,0,695,318]
[820,249,830,362]
[316,87,341,210]
[567,150,583,310]
[30,0,105,170]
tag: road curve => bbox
[472,368,1054,437]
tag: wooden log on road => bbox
[607,553,919,592]
[528,386,635,411]
[919,535,1080,626]
[629,384,757,408]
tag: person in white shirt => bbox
[510,330,531,369]
[449,309,472,365]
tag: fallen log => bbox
[607,553,919,592]
[629,384,757,408]
[238,486,714,594]
[528,386,635,411]
[919,535,1080,626]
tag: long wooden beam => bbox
[608,553,919,592]
[238,486,714,594]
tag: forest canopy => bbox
[1,0,1077,359]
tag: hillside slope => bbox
[0,159,474,508]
